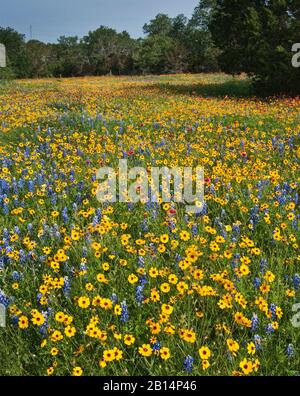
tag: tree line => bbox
[0,0,299,94]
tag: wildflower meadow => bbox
[0,74,299,376]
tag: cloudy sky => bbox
[0,0,198,43]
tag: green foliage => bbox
[186,0,220,72]
[134,35,187,74]
[136,6,219,74]
[0,27,29,77]
[0,66,15,80]
[143,14,173,36]
[26,40,55,78]
[82,27,136,75]
[52,36,87,77]
[210,0,300,94]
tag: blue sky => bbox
[0,0,199,43]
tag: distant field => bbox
[0,74,299,376]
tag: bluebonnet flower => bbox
[37,293,43,304]
[292,274,300,290]
[11,315,19,326]
[266,323,275,335]
[75,192,82,204]
[63,276,71,297]
[93,215,100,227]
[200,200,207,215]
[184,355,194,373]
[82,246,88,257]
[292,218,298,229]
[152,208,158,219]
[169,219,176,231]
[138,256,145,267]
[28,180,34,193]
[253,277,261,288]
[210,184,216,196]
[286,344,294,357]
[39,310,50,338]
[141,219,148,232]
[120,300,129,323]
[260,259,268,274]
[12,271,20,281]
[110,293,118,303]
[254,334,262,350]
[232,223,240,240]
[135,285,144,304]
[136,276,147,303]
[3,228,9,239]
[251,313,259,332]
[62,207,69,223]
[80,263,87,272]
[3,203,9,215]
[192,224,198,237]
[13,226,20,235]
[269,303,277,320]
[250,205,259,225]
[292,191,298,204]
[0,289,10,308]
[152,341,161,352]
[19,250,26,265]
[51,195,57,205]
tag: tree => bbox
[191,0,217,29]
[137,13,190,74]
[210,0,300,94]
[143,14,173,36]
[0,27,28,77]
[135,34,188,74]
[170,14,188,40]
[52,36,87,77]
[26,40,54,77]
[186,0,220,72]
[82,27,136,75]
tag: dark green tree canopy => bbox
[143,14,173,36]
[210,0,300,94]
[0,27,28,77]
